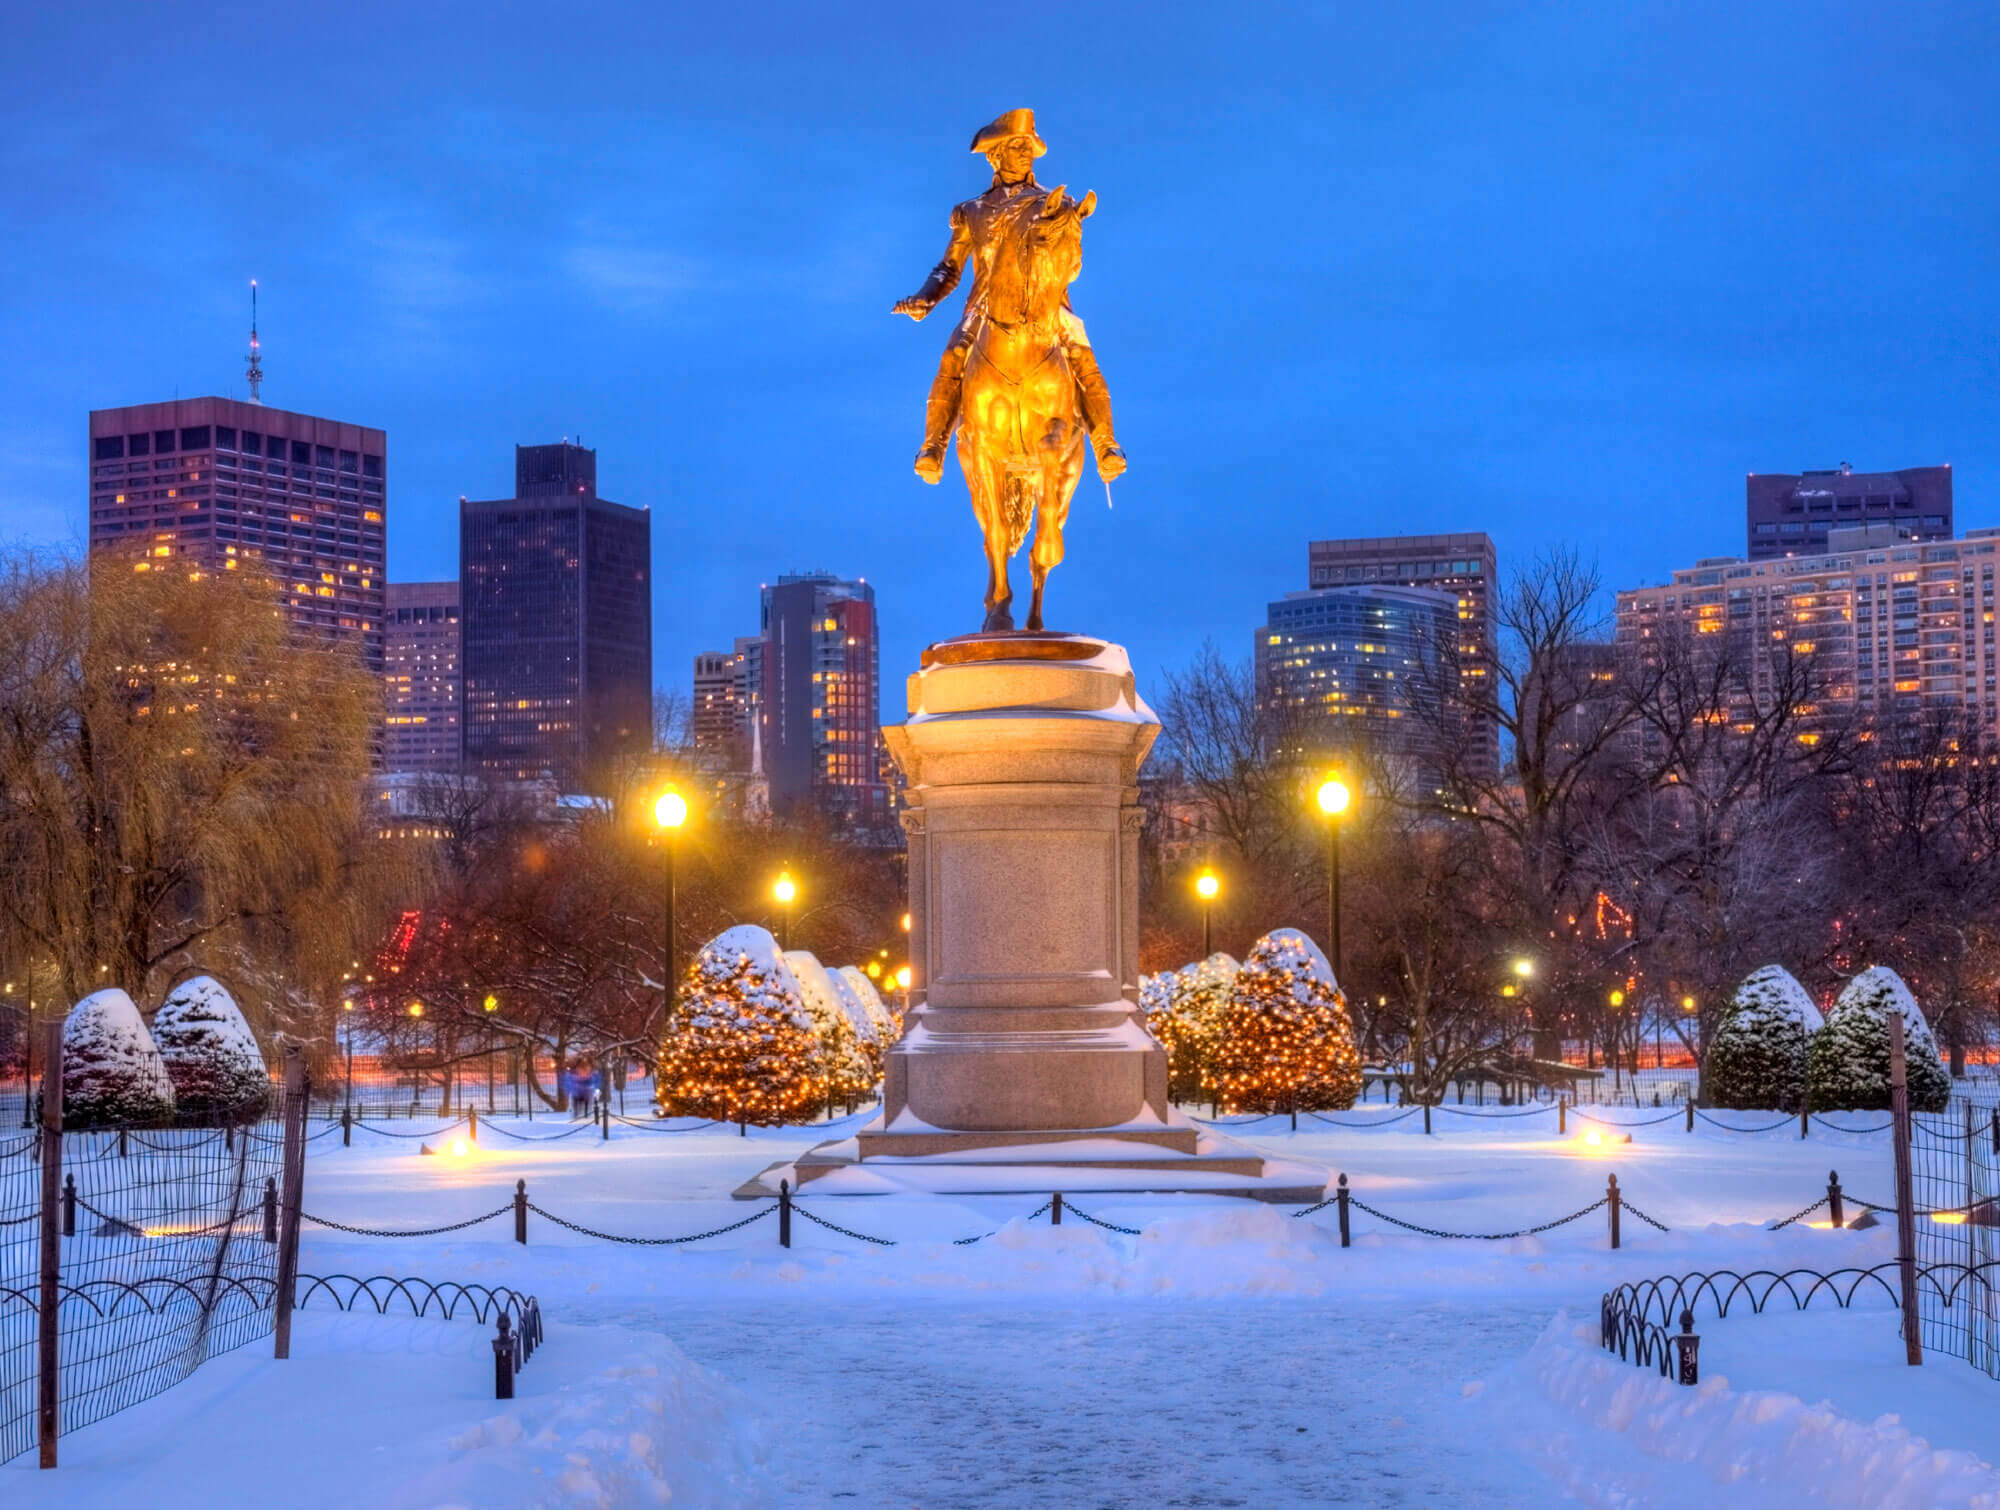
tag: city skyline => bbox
[6,6,1997,702]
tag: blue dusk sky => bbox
[3,3,1997,695]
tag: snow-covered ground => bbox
[8,1108,1999,1506]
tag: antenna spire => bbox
[246,279,264,405]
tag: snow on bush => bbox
[657,926,820,1125]
[1706,964,1822,1111]
[152,975,269,1122]
[1212,929,1361,1113]
[836,965,898,1043]
[1144,953,1238,1104]
[1807,965,1951,1113]
[786,950,874,1105]
[825,966,886,1085]
[62,987,177,1127]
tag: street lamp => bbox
[774,869,798,950]
[1194,868,1221,956]
[654,789,689,1029]
[895,963,912,1017]
[1315,776,1352,982]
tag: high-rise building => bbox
[1617,524,2000,735]
[383,581,461,771]
[87,397,387,672]
[1304,532,1499,775]
[691,639,756,767]
[756,572,885,826]
[1746,463,1952,561]
[460,443,652,790]
[1256,585,1461,788]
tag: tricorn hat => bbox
[970,108,1047,158]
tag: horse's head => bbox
[1018,185,1096,320]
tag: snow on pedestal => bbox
[152,975,269,1122]
[1807,964,1951,1112]
[62,986,177,1126]
[1707,964,1821,1111]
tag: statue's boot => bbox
[914,381,959,485]
[1069,345,1126,481]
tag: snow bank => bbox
[1487,1313,2000,1508]
[426,1330,777,1508]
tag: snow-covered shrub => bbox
[1806,965,1951,1113]
[825,967,887,1085]
[1706,965,1823,1111]
[62,988,176,1127]
[836,966,898,1044]
[786,950,873,1106]
[657,927,819,1125]
[152,975,269,1122]
[1212,929,1361,1113]
[1145,954,1238,1103]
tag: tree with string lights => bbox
[656,926,821,1125]
[1211,928,1361,1114]
[1143,954,1238,1104]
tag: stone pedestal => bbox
[736,633,1326,1203]
[871,633,1174,1147]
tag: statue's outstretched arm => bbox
[893,208,972,319]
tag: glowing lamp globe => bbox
[1316,778,1351,816]
[1195,871,1220,901]
[895,965,912,991]
[774,872,797,906]
[654,791,688,830]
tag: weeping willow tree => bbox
[0,551,405,1032]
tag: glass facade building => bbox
[460,444,652,790]
[1256,584,1460,787]
[755,572,886,827]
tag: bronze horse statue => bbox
[955,186,1101,633]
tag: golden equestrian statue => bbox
[894,108,1126,633]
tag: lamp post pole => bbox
[1327,818,1342,985]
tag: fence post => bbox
[1990,1107,1998,1157]
[1336,1172,1350,1248]
[1607,1173,1622,1249]
[1800,1106,1809,1140]
[61,1173,75,1237]
[37,1017,63,1469]
[1673,1309,1700,1385]
[1052,1192,1063,1226]
[1887,1011,1921,1365]
[468,1107,478,1144]
[514,1179,528,1244]
[340,1105,351,1147]
[493,1312,516,1400]
[1423,1100,1432,1135]
[272,1047,309,1361]
[779,1179,792,1249]
[1559,1097,1566,1135]
[1828,1170,1844,1230]
[262,1176,278,1243]
[600,1099,609,1142]
[118,1126,127,1158]
[1685,1098,1694,1133]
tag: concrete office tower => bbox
[1747,464,1952,561]
[692,641,756,766]
[1304,532,1499,777]
[757,572,886,827]
[1256,584,1461,791]
[384,581,461,771]
[460,443,652,791]
[87,397,387,674]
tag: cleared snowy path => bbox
[615,1294,1548,1507]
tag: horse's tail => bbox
[1003,471,1035,558]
